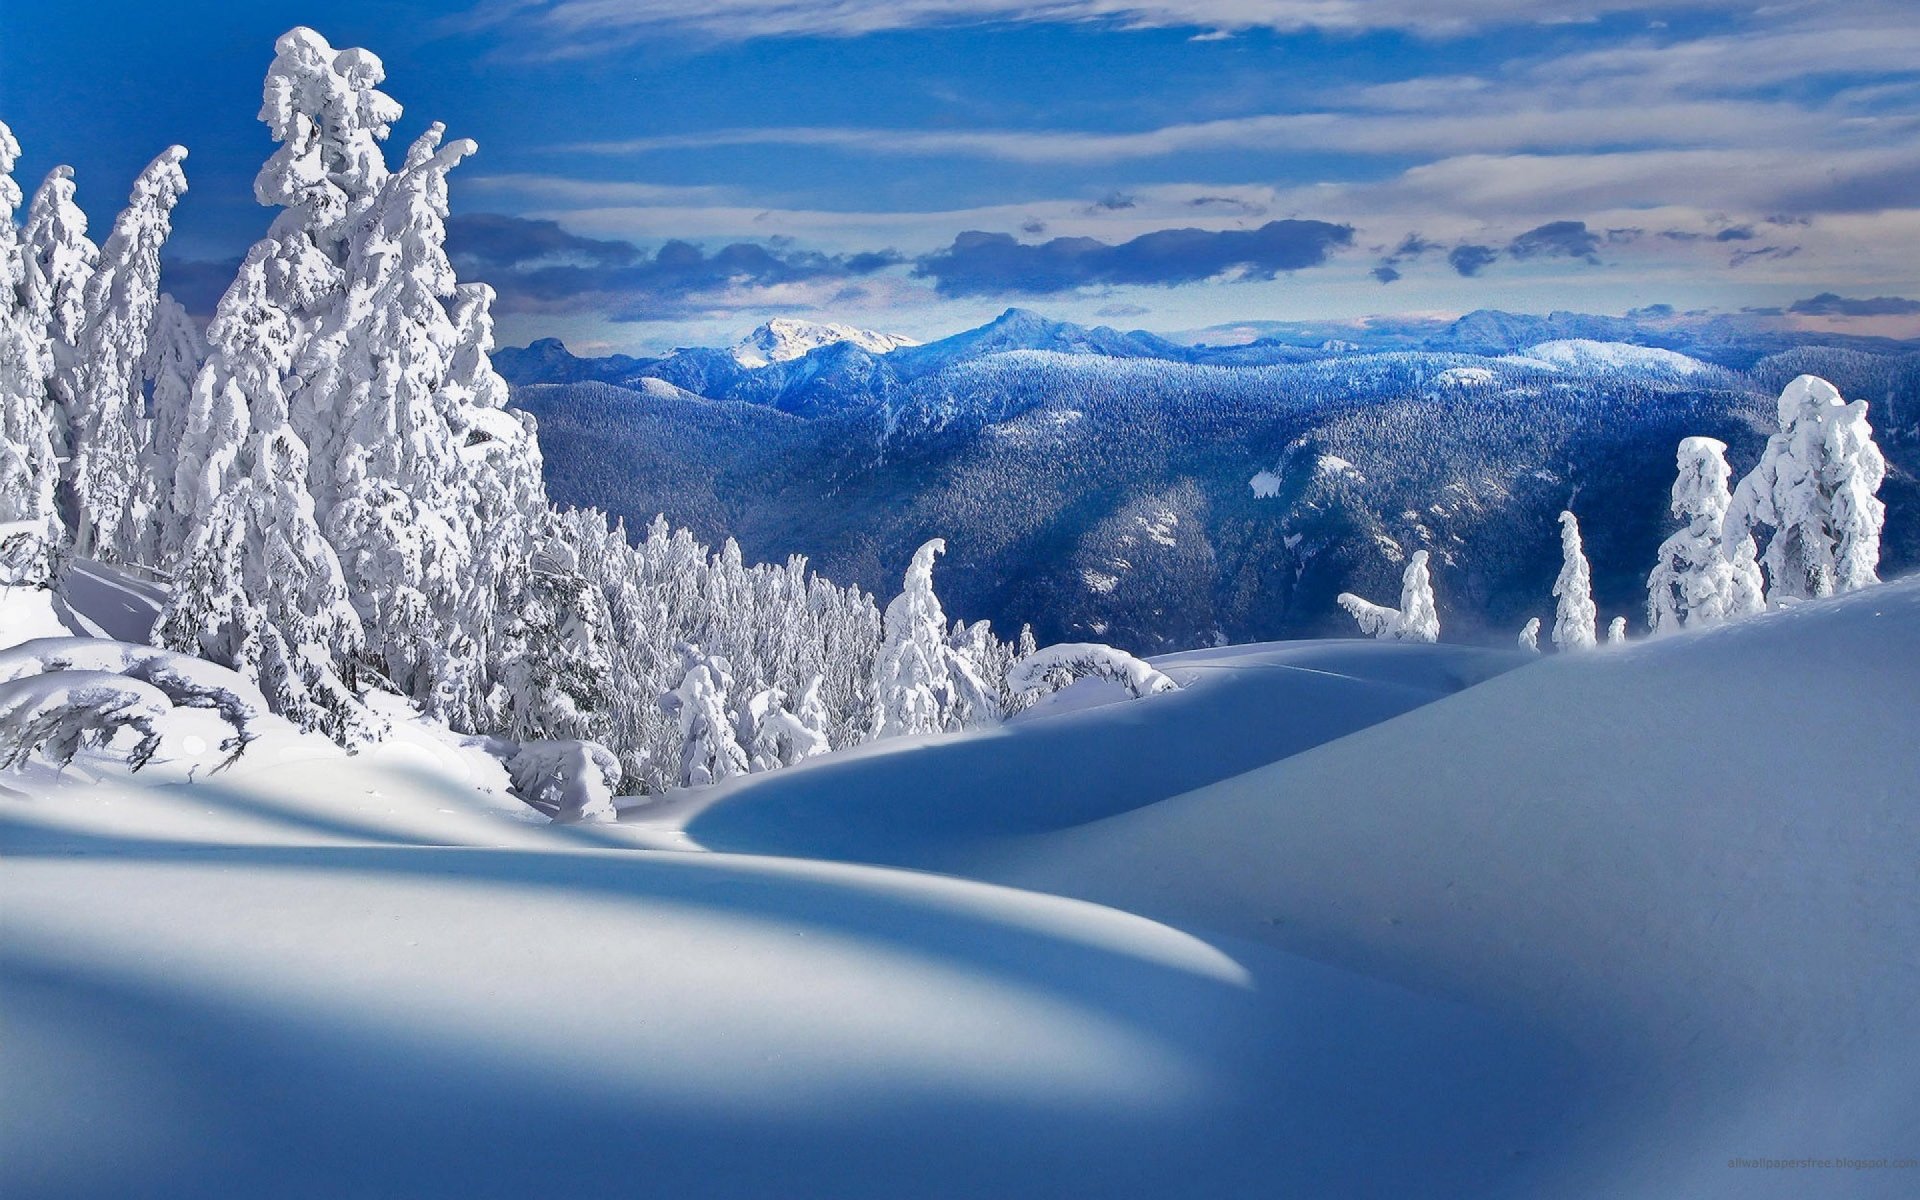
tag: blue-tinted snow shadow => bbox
[1,812,1591,1200]
[0,916,1587,1200]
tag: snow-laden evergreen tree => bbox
[154,243,383,747]
[1518,617,1540,653]
[661,645,749,787]
[131,294,204,564]
[21,165,98,531]
[1823,390,1888,594]
[1552,511,1598,651]
[1607,617,1627,645]
[69,146,189,561]
[498,523,617,748]
[1725,374,1887,601]
[0,121,62,584]
[945,618,1009,728]
[1337,549,1438,642]
[302,124,483,712]
[1646,436,1763,632]
[870,538,958,738]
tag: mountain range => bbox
[500,310,1919,653]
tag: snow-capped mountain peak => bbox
[730,318,919,368]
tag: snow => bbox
[1248,468,1282,498]
[1512,339,1712,376]
[6,570,1919,1196]
[730,318,919,368]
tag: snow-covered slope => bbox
[730,317,918,368]
[5,574,1916,1198]
[689,577,1920,1198]
[0,597,1564,1200]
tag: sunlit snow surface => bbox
[4,570,1917,1198]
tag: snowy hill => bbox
[1515,338,1713,377]
[7,566,1915,1198]
[730,317,918,368]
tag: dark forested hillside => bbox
[513,317,1919,654]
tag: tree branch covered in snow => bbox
[0,637,266,769]
[1006,642,1178,704]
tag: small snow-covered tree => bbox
[740,681,832,772]
[1552,511,1597,651]
[870,538,957,738]
[1607,616,1627,645]
[505,739,622,824]
[70,146,189,561]
[0,121,61,584]
[1646,436,1763,632]
[661,646,748,787]
[1518,617,1540,653]
[1726,374,1887,601]
[1337,549,1439,643]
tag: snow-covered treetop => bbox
[23,166,97,346]
[255,26,401,248]
[1672,436,1733,523]
[1776,373,1841,427]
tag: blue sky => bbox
[4,0,1918,353]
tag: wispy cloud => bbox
[462,0,1775,50]
[559,99,1864,165]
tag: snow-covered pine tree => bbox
[740,682,831,772]
[69,146,189,562]
[1726,374,1887,601]
[1552,511,1597,651]
[870,538,958,738]
[661,645,748,787]
[154,242,383,747]
[1337,549,1439,642]
[304,124,481,712]
[21,165,97,539]
[1607,617,1627,645]
[131,294,204,564]
[498,519,617,748]
[0,121,62,584]
[1646,436,1763,632]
